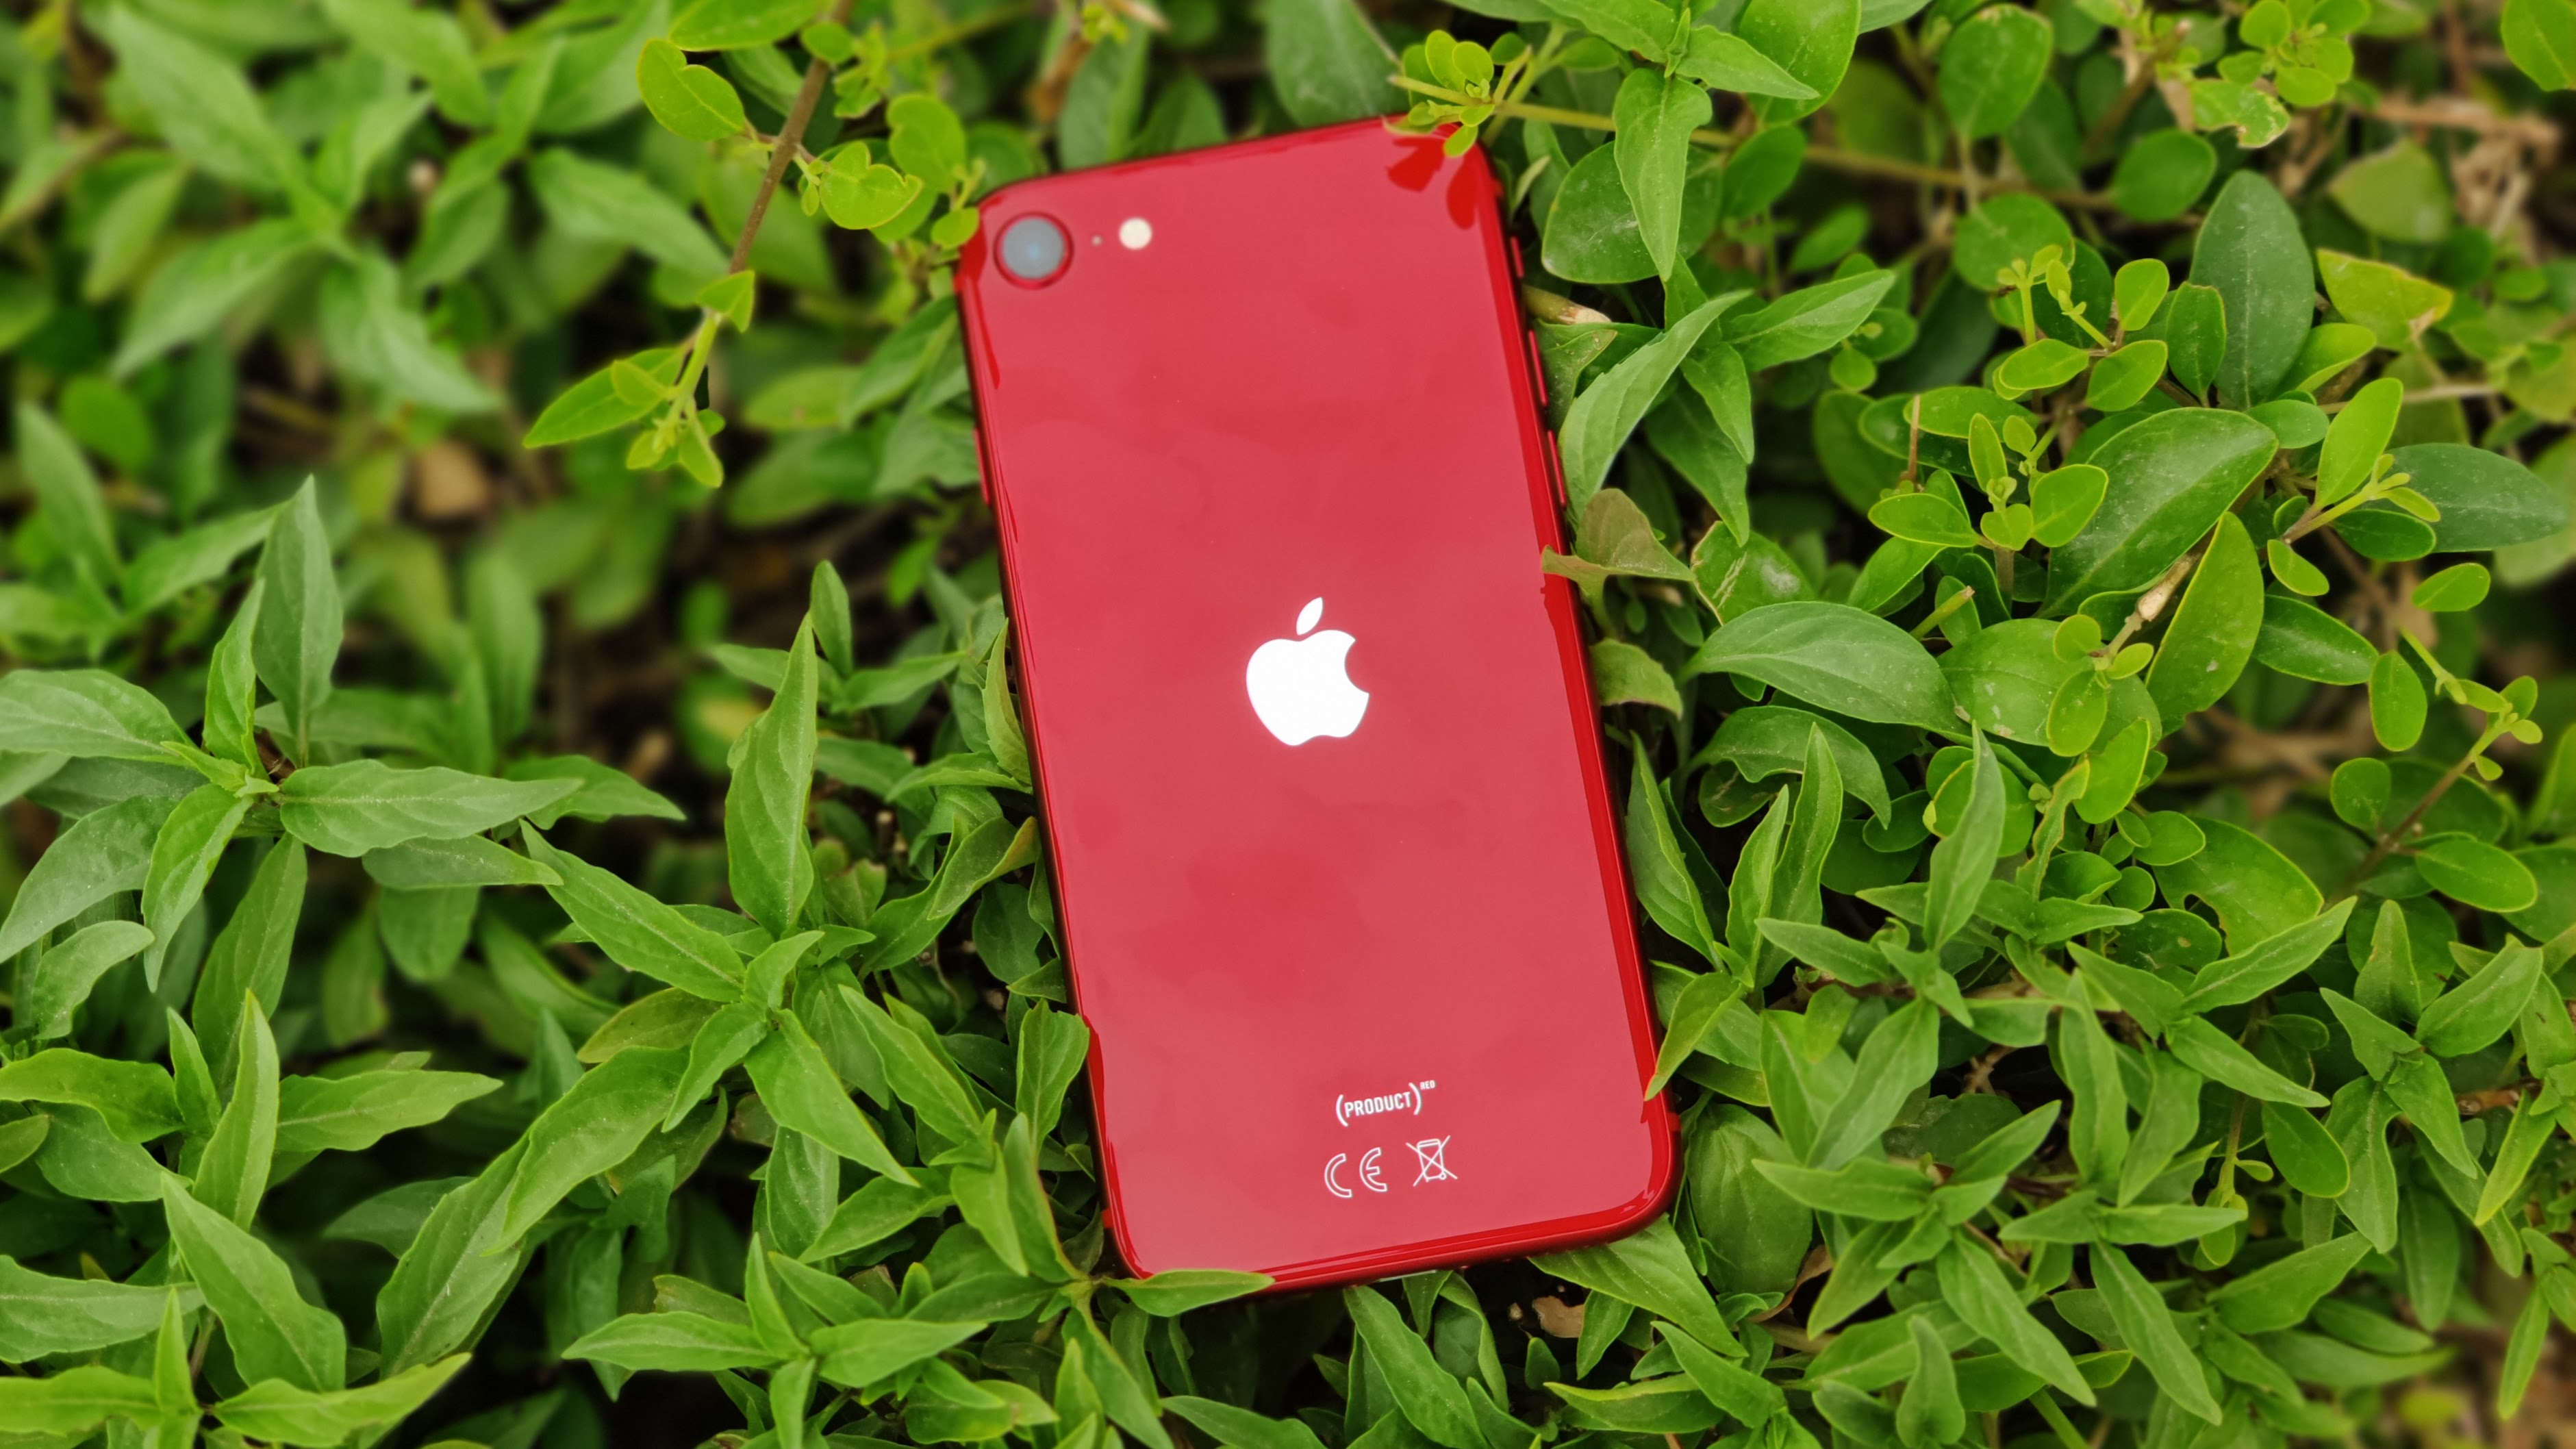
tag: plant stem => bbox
[729,4,847,277]
[2337,730,2499,900]
[1912,583,1978,639]
[2104,548,2198,657]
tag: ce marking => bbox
[1323,1148,1389,1198]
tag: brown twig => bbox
[729,3,849,277]
[2340,741,2486,899]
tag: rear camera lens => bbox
[998,215,1070,284]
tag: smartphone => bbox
[955,120,1671,1289]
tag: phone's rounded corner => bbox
[1600,1109,1682,1237]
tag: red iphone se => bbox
[955,121,1671,1289]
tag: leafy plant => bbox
[7,0,2576,1444]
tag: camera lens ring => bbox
[996,214,1071,286]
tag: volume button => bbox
[1544,432,1567,509]
[1525,329,1548,407]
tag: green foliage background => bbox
[7,0,2576,1444]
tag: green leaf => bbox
[2165,1016,2326,1106]
[2144,513,2262,725]
[2191,168,2311,407]
[2110,129,2217,222]
[1676,29,1818,98]
[2319,376,2403,506]
[212,1354,470,1447]
[1871,491,1982,549]
[2328,141,2453,243]
[0,1257,201,1361]
[1924,732,2003,950]
[744,1010,912,1181]
[508,754,685,828]
[2259,1098,2350,1197]
[1112,1270,1273,1316]
[0,670,184,761]
[1343,1285,1482,1449]
[115,220,319,374]
[23,920,153,1037]
[525,346,685,447]
[2181,898,2357,1011]
[2091,1242,2221,1423]
[1735,0,1858,122]
[525,827,745,1000]
[2412,561,2490,612]
[568,1310,786,1371]
[0,793,171,961]
[373,1141,530,1374]
[1561,294,1744,507]
[205,577,264,771]
[497,1046,690,1241]
[1544,147,1657,286]
[672,0,822,48]
[2160,283,2227,396]
[1532,1216,1738,1355]
[97,8,302,192]
[16,401,120,591]
[1686,601,1954,733]
[839,987,987,1148]
[728,621,820,937]
[320,0,488,123]
[2382,1052,2479,1180]
[194,840,305,1083]
[982,622,1031,785]
[1264,0,1398,127]
[2253,592,2375,685]
[1723,270,1896,372]
[161,1176,346,1390]
[0,1365,161,1435]
[363,835,557,890]
[0,1048,179,1142]
[1650,969,1749,1094]
[278,760,575,857]
[1624,739,1720,968]
[1936,1239,2093,1403]
[195,995,279,1225]
[2317,249,2453,350]
[2416,941,2542,1056]
[638,37,748,141]
[2393,443,2570,550]
[529,149,729,281]
[1896,1311,1966,1447]
[1811,998,1941,1169]
[2505,0,2576,88]
[2204,1231,2373,1333]
[253,479,342,763]
[812,1315,987,1387]
[275,1067,501,1155]
[140,782,250,986]
[2046,410,2277,613]
[1756,1155,1933,1220]
[1165,1397,1330,1449]
[1613,70,1712,281]
[123,505,278,616]
[1939,3,2051,138]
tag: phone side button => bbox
[1508,234,1526,279]
[1525,329,1548,407]
[1543,431,1567,509]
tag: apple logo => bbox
[1245,598,1369,746]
